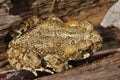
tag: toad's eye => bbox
[79,21,94,32]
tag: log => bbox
[0,0,120,80]
[9,0,117,25]
[0,0,22,53]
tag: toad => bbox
[7,16,102,76]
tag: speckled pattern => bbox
[7,16,102,76]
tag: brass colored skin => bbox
[7,16,102,76]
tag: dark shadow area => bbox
[95,24,117,43]
[9,0,34,15]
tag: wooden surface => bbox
[0,0,120,80]
[9,0,117,25]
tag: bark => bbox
[0,0,120,80]
[9,0,117,25]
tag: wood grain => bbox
[0,0,120,80]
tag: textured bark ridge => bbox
[0,0,120,80]
[8,0,117,24]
